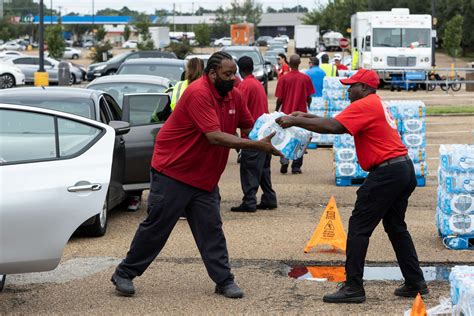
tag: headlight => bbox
[254,69,264,77]
[95,65,106,71]
[374,57,379,62]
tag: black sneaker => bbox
[256,203,277,210]
[215,282,244,299]
[280,164,289,174]
[394,281,429,297]
[111,273,135,296]
[323,283,366,304]
[230,204,256,213]
[291,169,302,174]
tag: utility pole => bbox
[39,0,45,72]
[92,0,95,42]
[173,3,176,32]
[431,0,436,66]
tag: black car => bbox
[256,36,273,47]
[0,87,172,237]
[86,50,177,81]
[221,46,270,94]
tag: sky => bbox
[33,0,328,15]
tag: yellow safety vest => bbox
[352,48,359,70]
[170,80,189,111]
[320,63,337,77]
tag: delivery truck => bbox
[149,26,170,49]
[294,25,319,56]
[351,8,433,76]
[231,23,255,46]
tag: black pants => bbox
[116,170,234,286]
[345,159,424,287]
[280,156,303,171]
[240,150,277,208]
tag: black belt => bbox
[372,155,410,171]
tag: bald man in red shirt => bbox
[275,54,314,174]
[276,69,427,304]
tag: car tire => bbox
[72,54,79,60]
[80,194,108,237]
[69,73,76,85]
[1,74,15,89]
[0,275,5,292]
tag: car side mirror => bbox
[265,60,272,65]
[109,120,130,135]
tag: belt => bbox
[372,155,410,171]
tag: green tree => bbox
[165,42,193,59]
[194,23,211,47]
[443,14,463,58]
[0,27,11,42]
[123,25,131,42]
[92,42,113,62]
[95,26,107,42]
[134,14,154,50]
[45,24,65,59]
[461,0,474,55]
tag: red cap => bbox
[340,69,380,89]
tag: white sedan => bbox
[122,40,138,49]
[63,47,82,59]
[213,37,232,47]
[0,103,127,290]
[0,42,26,51]
[0,61,25,89]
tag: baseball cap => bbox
[340,69,380,89]
[334,54,342,60]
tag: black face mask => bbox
[214,74,234,97]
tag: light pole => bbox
[39,0,45,72]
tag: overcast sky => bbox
[33,0,328,15]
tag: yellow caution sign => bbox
[410,293,427,316]
[304,196,347,253]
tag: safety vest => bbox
[352,48,359,70]
[320,63,337,77]
[170,80,189,111]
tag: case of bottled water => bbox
[440,145,474,172]
[408,148,426,163]
[413,162,428,178]
[249,112,312,161]
[309,97,327,111]
[449,266,474,315]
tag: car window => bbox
[126,53,140,60]
[88,82,168,107]
[57,118,101,157]
[118,64,184,82]
[126,94,170,125]
[13,57,33,65]
[44,59,52,67]
[99,96,113,123]
[104,94,122,120]
[225,50,262,65]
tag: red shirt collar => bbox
[290,69,299,73]
[243,74,256,81]
[204,74,234,101]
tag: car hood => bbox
[89,62,107,70]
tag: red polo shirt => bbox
[151,75,254,191]
[275,70,315,114]
[238,74,268,120]
[334,94,408,171]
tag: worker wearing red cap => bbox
[275,69,428,304]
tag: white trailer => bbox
[351,8,433,76]
[294,25,320,56]
[149,26,170,49]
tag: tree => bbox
[165,42,193,59]
[461,0,474,55]
[443,14,463,58]
[134,14,154,50]
[92,42,113,63]
[194,23,211,47]
[123,25,131,42]
[45,25,65,59]
[95,26,107,42]
[0,27,11,42]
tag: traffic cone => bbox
[410,293,427,316]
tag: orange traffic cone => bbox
[410,293,427,316]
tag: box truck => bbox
[231,23,255,46]
[294,25,319,56]
[351,8,433,76]
[149,26,170,49]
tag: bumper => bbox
[86,71,102,81]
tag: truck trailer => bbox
[294,25,320,57]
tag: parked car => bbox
[87,50,177,81]
[0,50,23,59]
[0,87,171,237]
[264,50,281,76]
[63,47,82,59]
[213,37,232,47]
[82,40,94,48]
[256,36,273,47]
[87,74,170,106]
[117,58,185,85]
[0,103,126,282]
[184,54,211,67]
[275,35,290,43]
[221,46,270,93]
[0,61,25,89]
[0,41,26,51]
[122,40,138,49]
[6,56,82,85]
[264,59,275,81]
[71,62,87,81]
[270,38,288,51]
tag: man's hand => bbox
[275,116,296,129]
[291,111,306,117]
[257,132,284,157]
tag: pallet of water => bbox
[449,266,474,315]
[249,112,312,161]
[436,144,474,250]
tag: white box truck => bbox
[149,26,170,49]
[295,25,320,56]
[351,8,433,77]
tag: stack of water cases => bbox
[436,144,474,250]
[386,100,428,186]
[449,266,474,315]
[307,77,350,149]
[333,134,368,186]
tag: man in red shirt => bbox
[275,69,428,303]
[231,56,277,213]
[334,54,349,71]
[275,54,315,174]
[112,52,282,299]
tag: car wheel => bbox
[1,74,15,89]
[80,194,108,237]
[69,73,76,85]
[0,275,5,292]
[72,54,79,59]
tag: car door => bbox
[12,57,35,82]
[43,59,59,82]
[0,104,115,274]
[121,93,170,190]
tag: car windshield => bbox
[373,28,431,48]
[0,96,95,119]
[118,64,185,82]
[88,82,167,106]
[225,51,262,65]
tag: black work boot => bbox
[215,282,244,299]
[111,273,135,296]
[280,164,289,174]
[256,203,277,210]
[394,280,429,297]
[230,204,256,213]
[323,282,366,304]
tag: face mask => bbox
[214,74,234,96]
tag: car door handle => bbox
[67,183,102,192]
[119,139,125,145]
